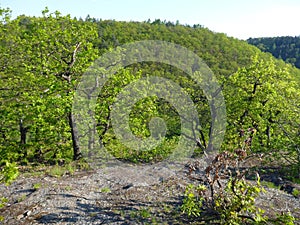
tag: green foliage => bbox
[1,7,300,189]
[138,208,151,219]
[0,7,11,23]
[44,161,80,177]
[182,150,296,224]
[224,56,300,170]
[261,181,279,189]
[46,165,66,177]
[214,176,266,224]
[0,162,19,185]
[181,184,205,217]
[100,187,111,193]
[248,36,300,69]
[182,150,267,224]
[0,197,8,222]
[292,188,299,198]
[268,212,295,225]
[33,182,42,191]
[0,197,8,208]
[0,7,98,182]
[129,207,154,222]
[95,68,183,163]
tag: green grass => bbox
[139,208,151,219]
[33,182,42,191]
[46,165,66,177]
[130,208,149,218]
[64,185,72,191]
[261,181,280,189]
[100,187,111,193]
[0,197,8,208]
[17,194,27,203]
[45,161,89,177]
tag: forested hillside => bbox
[0,8,300,224]
[248,36,300,69]
[1,7,299,179]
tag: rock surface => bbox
[0,159,299,224]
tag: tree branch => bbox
[69,42,81,68]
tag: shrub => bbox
[182,129,296,224]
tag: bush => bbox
[0,161,19,184]
[181,130,296,224]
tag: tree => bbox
[0,8,99,169]
[224,56,300,172]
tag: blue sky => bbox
[1,0,299,40]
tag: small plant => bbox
[292,188,299,198]
[33,182,41,191]
[100,187,111,193]
[65,185,72,191]
[0,161,19,184]
[74,159,91,171]
[139,208,151,219]
[269,212,295,225]
[47,165,65,177]
[46,162,84,178]
[64,163,76,175]
[17,194,27,203]
[213,175,266,224]
[130,207,152,221]
[0,197,8,208]
[181,184,205,217]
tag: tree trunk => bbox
[68,112,81,160]
[88,124,96,150]
[19,119,28,159]
[19,119,27,145]
[207,100,217,152]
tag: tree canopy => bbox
[1,8,300,184]
[248,36,300,69]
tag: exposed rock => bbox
[0,159,299,224]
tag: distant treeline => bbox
[248,36,300,68]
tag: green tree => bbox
[224,56,300,171]
[0,7,99,176]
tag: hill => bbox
[247,36,300,68]
[1,6,299,185]
[0,9,300,224]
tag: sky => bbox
[1,0,299,40]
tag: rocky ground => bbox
[0,159,299,225]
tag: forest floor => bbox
[0,158,300,225]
